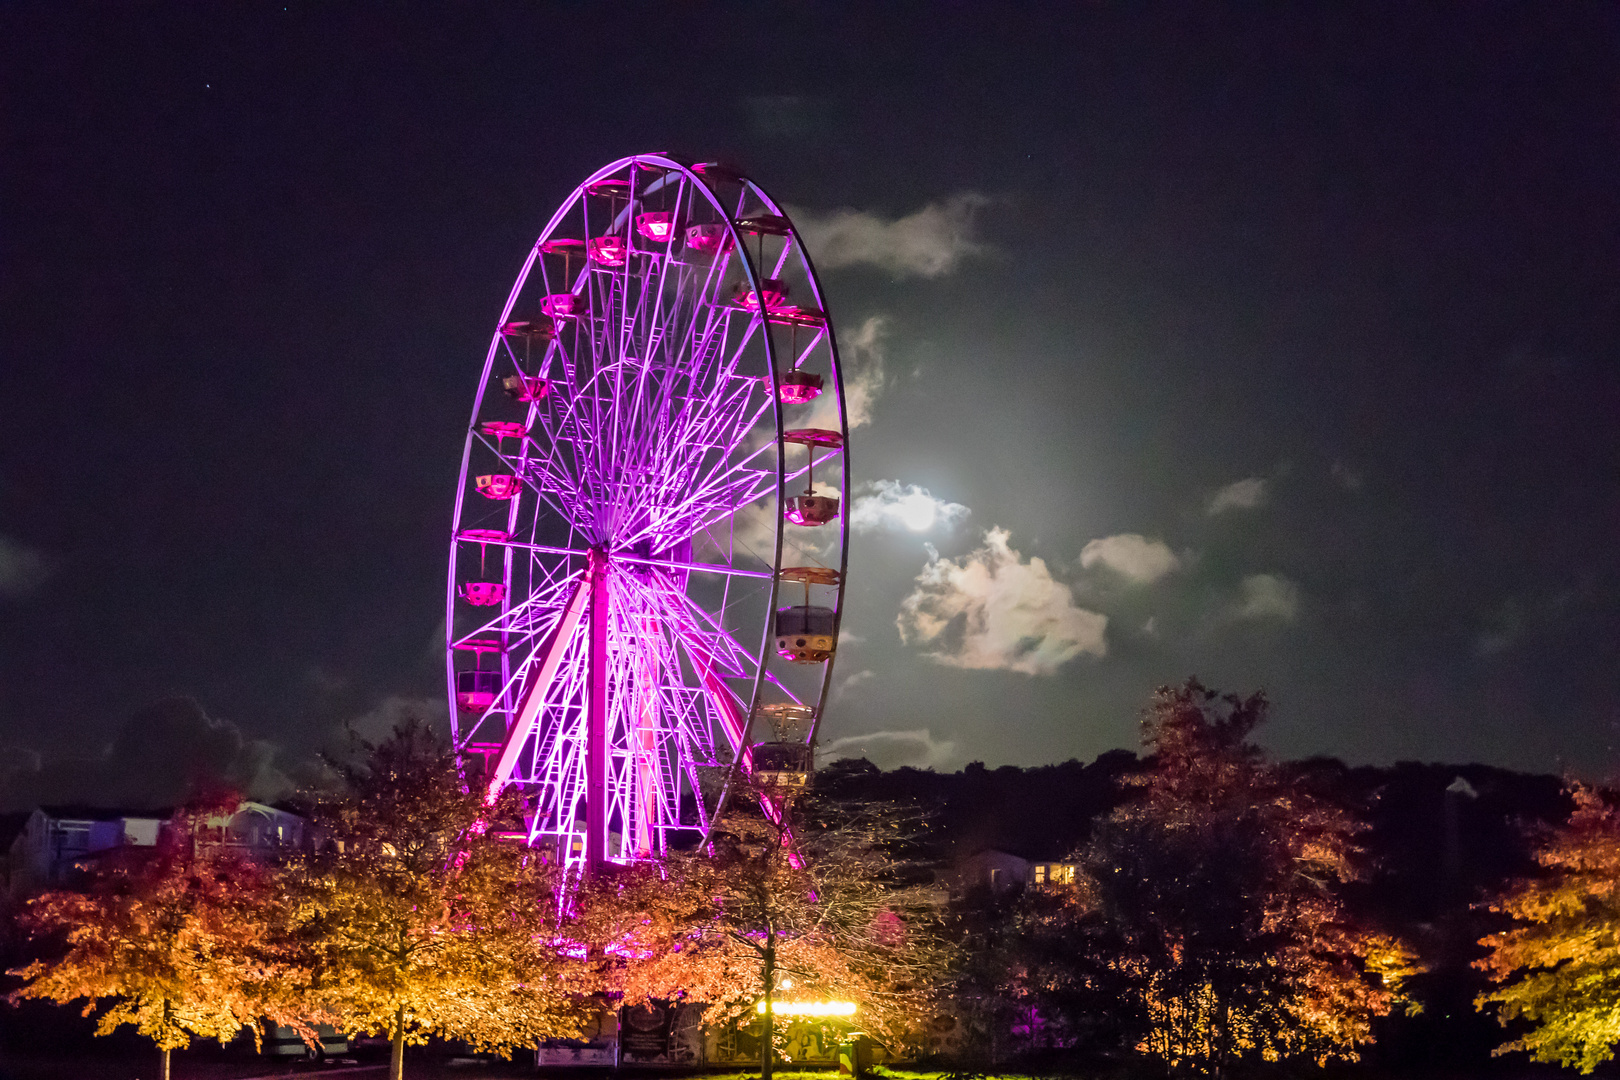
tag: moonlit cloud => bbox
[804,315,888,430]
[0,536,51,598]
[851,480,971,534]
[836,669,876,696]
[1231,573,1301,622]
[820,728,959,770]
[1079,533,1180,583]
[790,193,990,278]
[897,527,1108,675]
[1207,477,1269,515]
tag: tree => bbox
[1075,680,1415,1075]
[7,798,282,1080]
[285,720,590,1080]
[1476,784,1620,1073]
[609,779,952,1078]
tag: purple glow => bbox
[588,235,626,266]
[635,212,674,241]
[448,155,851,881]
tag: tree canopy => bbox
[610,780,952,1070]
[1069,680,1416,1073]
[285,720,591,1080]
[1477,785,1620,1073]
[8,798,282,1080]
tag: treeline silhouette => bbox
[821,751,1577,1074]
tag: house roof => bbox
[36,804,174,822]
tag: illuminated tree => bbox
[7,799,283,1080]
[1077,680,1416,1074]
[286,721,591,1080]
[607,781,952,1079]
[1476,784,1620,1073]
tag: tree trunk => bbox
[160,1045,170,1080]
[391,1004,406,1080]
[761,936,776,1080]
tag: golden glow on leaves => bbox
[1086,680,1416,1071]
[1476,784,1620,1073]
[602,784,952,1053]
[7,807,289,1054]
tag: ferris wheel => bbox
[446,153,850,873]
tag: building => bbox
[949,847,1081,896]
[8,801,308,898]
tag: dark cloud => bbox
[0,697,292,811]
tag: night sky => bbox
[3,3,1618,807]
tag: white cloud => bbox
[803,314,888,430]
[850,480,970,534]
[897,527,1108,675]
[1079,533,1180,583]
[838,628,865,646]
[0,536,51,598]
[820,728,958,770]
[791,193,990,278]
[836,669,876,696]
[1232,574,1301,622]
[1207,477,1268,515]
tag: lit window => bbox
[1034,864,1047,884]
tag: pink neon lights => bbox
[733,278,789,311]
[635,212,674,242]
[684,223,733,254]
[765,306,827,328]
[589,235,626,266]
[775,370,823,404]
[541,293,582,318]
[500,375,550,402]
[784,494,840,526]
[460,582,506,606]
[500,318,553,339]
[475,474,522,500]
[449,156,854,881]
[481,420,527,440]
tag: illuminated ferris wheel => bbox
[446,154,850,873]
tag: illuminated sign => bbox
[756,1000,857,1017]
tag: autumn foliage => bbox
[1476,784,1620,1073]
[282,720,591,1080]
[7,800,287,1080]
[997,680,1417,1074]
[607,781,952,1066]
